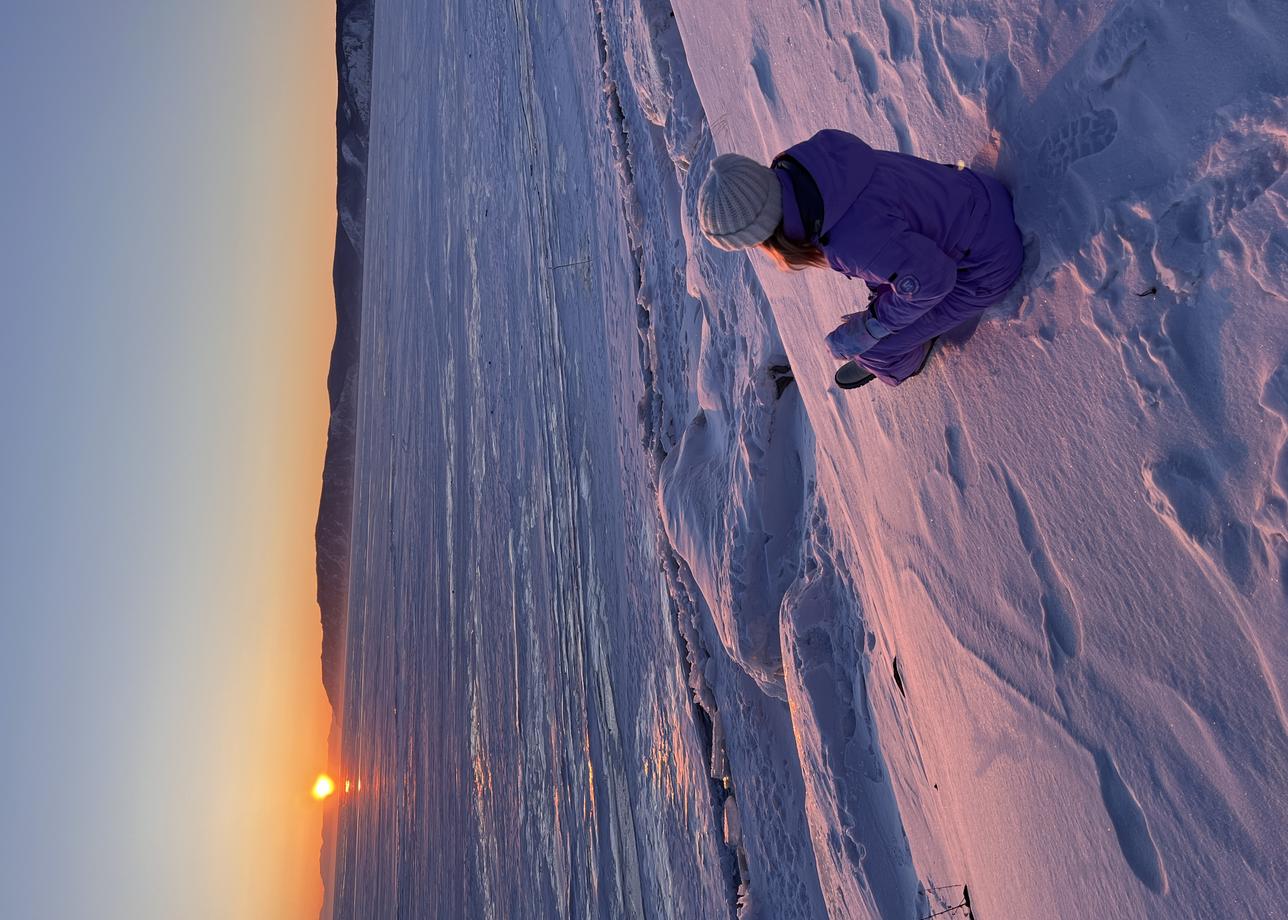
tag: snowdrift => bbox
[601,0,1288,915]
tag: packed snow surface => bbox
[329,0,1288,917]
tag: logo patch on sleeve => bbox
[896,275,920,295]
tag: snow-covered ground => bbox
[329,0,1288,916]
[598,0,1288,916]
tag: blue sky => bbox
[1,3,336,916]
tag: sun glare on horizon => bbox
[312,774,336,801]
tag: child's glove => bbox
[826,310,893,360]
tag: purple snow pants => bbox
[860,173,1026,385]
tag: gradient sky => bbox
[1,3,336,918]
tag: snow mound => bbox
[779,500,920,918]
[659,362,807,697]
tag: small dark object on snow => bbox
[919,883,973,920]
[920,893,972,919]
[1135,286,1157,297]
[768,363,795,399]
[893,657,906,697]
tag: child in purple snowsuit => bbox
[697,129,1025,386]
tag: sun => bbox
[312,774,337,801]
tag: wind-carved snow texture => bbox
[659,374,806,697]
[750,45,778,108]
[1093,750,1168,896]
[1001,470,1082,668]
[329,0,1288,915]
[1259,363,1288,599]
[592,0,934,914]
[779,500,921,919]
[591,3,833,914]
[656,0,1288,916]
[846,34,880,96]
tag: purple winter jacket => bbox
[774,130,1024,355]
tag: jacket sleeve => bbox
[864,223,958,333]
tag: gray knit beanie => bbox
[698,154,782,251]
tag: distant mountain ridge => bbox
[316,0,373,709]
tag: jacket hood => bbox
[779,130,876,234]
